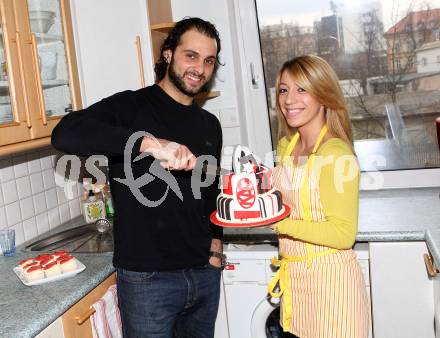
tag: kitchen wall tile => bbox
[12,155,29,178]
[45,188,58,210]
[33,192,47,215]
[36,212,50,235]
[42,169,56,190]
[27,152,42,174]
[59,203,70,224]
[0,206,6,229]
[69,199,81,218]
[20,197,35,221]
[11,222,25,246]
[0,148,94,242]
[22,217,38,241]
[40,151,53,170]
[0,158,14,183]
[48,208,61,229]
[30,172,44,194]
[3,180,18,204]
[5,201,21,226]
[16,176,32,200]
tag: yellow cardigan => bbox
[274,137,360,250]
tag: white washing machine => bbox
[217,242,372,338]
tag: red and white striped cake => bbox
[216,146,284,223]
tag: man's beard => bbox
[168,58,209,97]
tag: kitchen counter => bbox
[0,187,439,337]
[0,216,115,338]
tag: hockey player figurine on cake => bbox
[212,145,290,227]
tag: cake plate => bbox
[210,204,291,228]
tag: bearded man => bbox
[52,17,224,338]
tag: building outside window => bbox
[255,0,440,172]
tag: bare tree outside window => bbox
[255,0,440,171]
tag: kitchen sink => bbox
[24,221,114,253]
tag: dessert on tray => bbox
[14,252,85,286]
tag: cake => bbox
[19,258,35,272]
[52,250,68,260]
[35,254,53,264]
[26,266,45,282]
[43,261,61,277]
[58,256,78,273]
[215,146,284,223]
[21,261,39,273]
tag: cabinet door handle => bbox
[424,253,439,277]
[30,33,47,126]
[135,35,146,88]
[75,307,96,325]
[15,31,32,128]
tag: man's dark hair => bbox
[154,17,222,82]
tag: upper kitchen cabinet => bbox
[70,0,153,107]
[0,0,81,155]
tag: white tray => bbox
[13,260,86,286]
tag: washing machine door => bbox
[251,296,286,338]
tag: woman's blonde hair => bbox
[275,55,354,153]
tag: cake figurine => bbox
[43,261,62,277]
[26,266,45,282]
[58,255,78,273]
[215,146,285,224]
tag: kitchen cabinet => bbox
[35,318,65,338]
[0,0,81,156]
[62,272,116,338]
[146,0,220,102]
[70,0,153,107]
[369,242,435,338]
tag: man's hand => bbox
[140,136,197,171]
[209,238,223,268]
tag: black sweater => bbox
[51,85,223,271]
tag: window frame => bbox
[234,0,440,190]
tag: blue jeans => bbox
[116,265,221,338]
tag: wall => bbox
[0,148,82,247]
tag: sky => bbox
[256,0,440,30]
[255,0,440,52]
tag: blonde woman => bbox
[268,55,370,338]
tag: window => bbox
[255,0,440,172]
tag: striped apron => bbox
[268,126,370,338]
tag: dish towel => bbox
[90,284,123,338]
